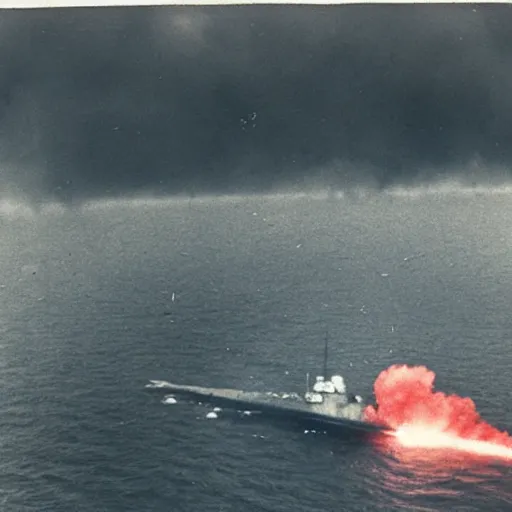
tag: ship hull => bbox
[146,380,384,434]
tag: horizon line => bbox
[2,0,511,10]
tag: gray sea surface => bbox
[1,191,512,511]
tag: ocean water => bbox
[1,190,512,511]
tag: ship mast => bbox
[323,331,329,378]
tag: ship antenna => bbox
[306,372,310,393]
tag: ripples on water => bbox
[1,193,512,511]
[368,432,512,511]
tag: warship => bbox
[146,337,384,434]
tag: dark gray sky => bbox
[1,4,512,203]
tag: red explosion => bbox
[364,364,512,459]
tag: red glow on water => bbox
[364,364,512,461]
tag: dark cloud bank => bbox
[1,4,512,204]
